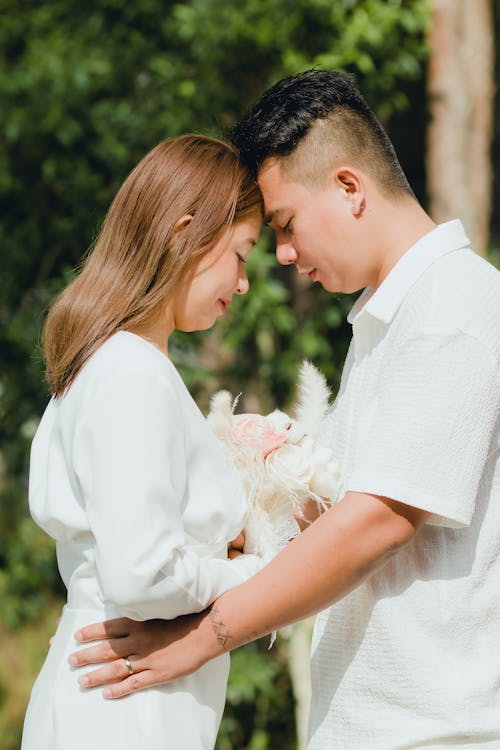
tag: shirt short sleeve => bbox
[347,328,499,527]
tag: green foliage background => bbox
[0,1,430,747]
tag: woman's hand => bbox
[294,496,326,531]
[227,532,245,559]
[68,613,211,699]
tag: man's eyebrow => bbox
[264,209,280,225]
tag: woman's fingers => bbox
[228,532,245,557]
[229,532,245,551]
[74,617,133,643]
[69,637,129,667]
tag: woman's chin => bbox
[177,315,218,334]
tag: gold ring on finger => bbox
[123,656,134,676]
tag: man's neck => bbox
[372,200,437,288]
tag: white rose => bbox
[265,437,316,493]
[309,445,342,500]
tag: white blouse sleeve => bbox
[74,371,263,621]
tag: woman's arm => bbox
[70,490,429,696]
[77,371,262,622]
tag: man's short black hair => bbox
[231,69,412,197]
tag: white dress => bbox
[22,331,262,750]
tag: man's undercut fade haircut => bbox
[231,69,413,200]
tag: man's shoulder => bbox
[438,246,500,285]
[399,249,500,357]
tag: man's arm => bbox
[70,491,429,698]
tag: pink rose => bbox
[230,412,291,457]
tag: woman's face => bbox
[173,213,262,332]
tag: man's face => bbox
[257,159,375,294]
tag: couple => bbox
[23,71,500,749]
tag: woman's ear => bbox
[173,214,194,233]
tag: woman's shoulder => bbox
[49,332,194,440]
[68,331,185,404]
[88,331,170,375]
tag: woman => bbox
[21,134,264,750]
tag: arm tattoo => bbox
[208,605,232,649]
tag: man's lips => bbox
[297,267,318,281]
[218,298,230,313]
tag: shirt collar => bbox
[347,220,471,325]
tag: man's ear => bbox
[330,167,366,216]
[173,214,194,233]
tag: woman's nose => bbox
[236,269,250,295]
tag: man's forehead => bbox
[257,159,292,224]
[257,154,282,175]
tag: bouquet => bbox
[208,361,341,562]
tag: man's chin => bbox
[317,276,339,293]
[321,277,363,295]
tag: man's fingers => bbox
[103,671,155,700]
[77,657,142,688]
[69,638,129,667]
[77,657,157,700]
[74,617,132,643]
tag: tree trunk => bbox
[490,0,500,247]
[427,0,495,257]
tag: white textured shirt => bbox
[309,221,500,749]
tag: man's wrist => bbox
[205,602,233,654]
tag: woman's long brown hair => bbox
[43,135,263,396]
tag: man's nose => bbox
[276,239,298,266]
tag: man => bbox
[71,71,500,748]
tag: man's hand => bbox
[69,613,213,699]
[68,492,429,699]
